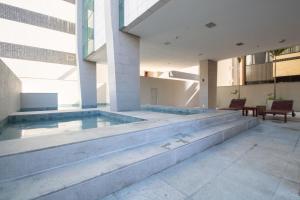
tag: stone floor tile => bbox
[102,194,119,200]
[190,164,280,200]
[272,179,300,200]
[113,176,186,200]
[102,121,300,200]
[283,159,300,184]
[236,145,288,178]
[158,153,231,195]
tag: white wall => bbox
[96,72,200,108]
[0,59,21,122]
[96,64,109,104]
[217,82,300,111]
[140,77,200,107]
[94,0,106,50]
[123,0,161,26]
[21,93,58,111]
[0,18,76,53]
[217,59,233,86]
[1,58,80,106]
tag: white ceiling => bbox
[127,0,300,69]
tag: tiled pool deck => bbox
[103,118,300,200]
[0,108,231,157]
[1,108,298,199]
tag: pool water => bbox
[0,115,127,141]
[141,105,211,115]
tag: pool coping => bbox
[0,109,237,157]
[141,104,214,115]
[7,109,144,124]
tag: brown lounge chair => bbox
[220,99,246,111]
[263,100,296,123]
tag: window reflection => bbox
[83,0,94,58]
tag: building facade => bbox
[1,0,300,111]
[0,0,80,108]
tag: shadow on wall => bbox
[140,77,200,108]
[96,76,201,108]
[0,59,22,122]
[58,68,77,80]
[97,83,107,104]
[1,58,80,107]
[183,82,200,107]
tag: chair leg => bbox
[263,114,265,120]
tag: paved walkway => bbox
[103,119,300,200]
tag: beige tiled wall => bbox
[217,83,300,111]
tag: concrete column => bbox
[76,0,97,108]
[104,0,140,111]
[199,60,217,108]
[241,56,246,85]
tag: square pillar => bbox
[104,0,140,111]
[199,60,217,108]
[76,0,97,108]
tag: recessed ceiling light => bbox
[236,42,244,46]
[164,41,171,45]
[279,39,286,43]
[205,22,216,28]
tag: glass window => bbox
[83,0,94,58]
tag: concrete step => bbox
[0,117,258,200]
[0,112,241,182]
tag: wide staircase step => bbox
[0,117,258,200]
[0,112,241,182]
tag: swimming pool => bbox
[141,105,214,115]
[0,110,144,141]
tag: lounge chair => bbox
[263,100,296,123]
[220,99,246,111]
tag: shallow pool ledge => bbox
[0,110,239,157]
